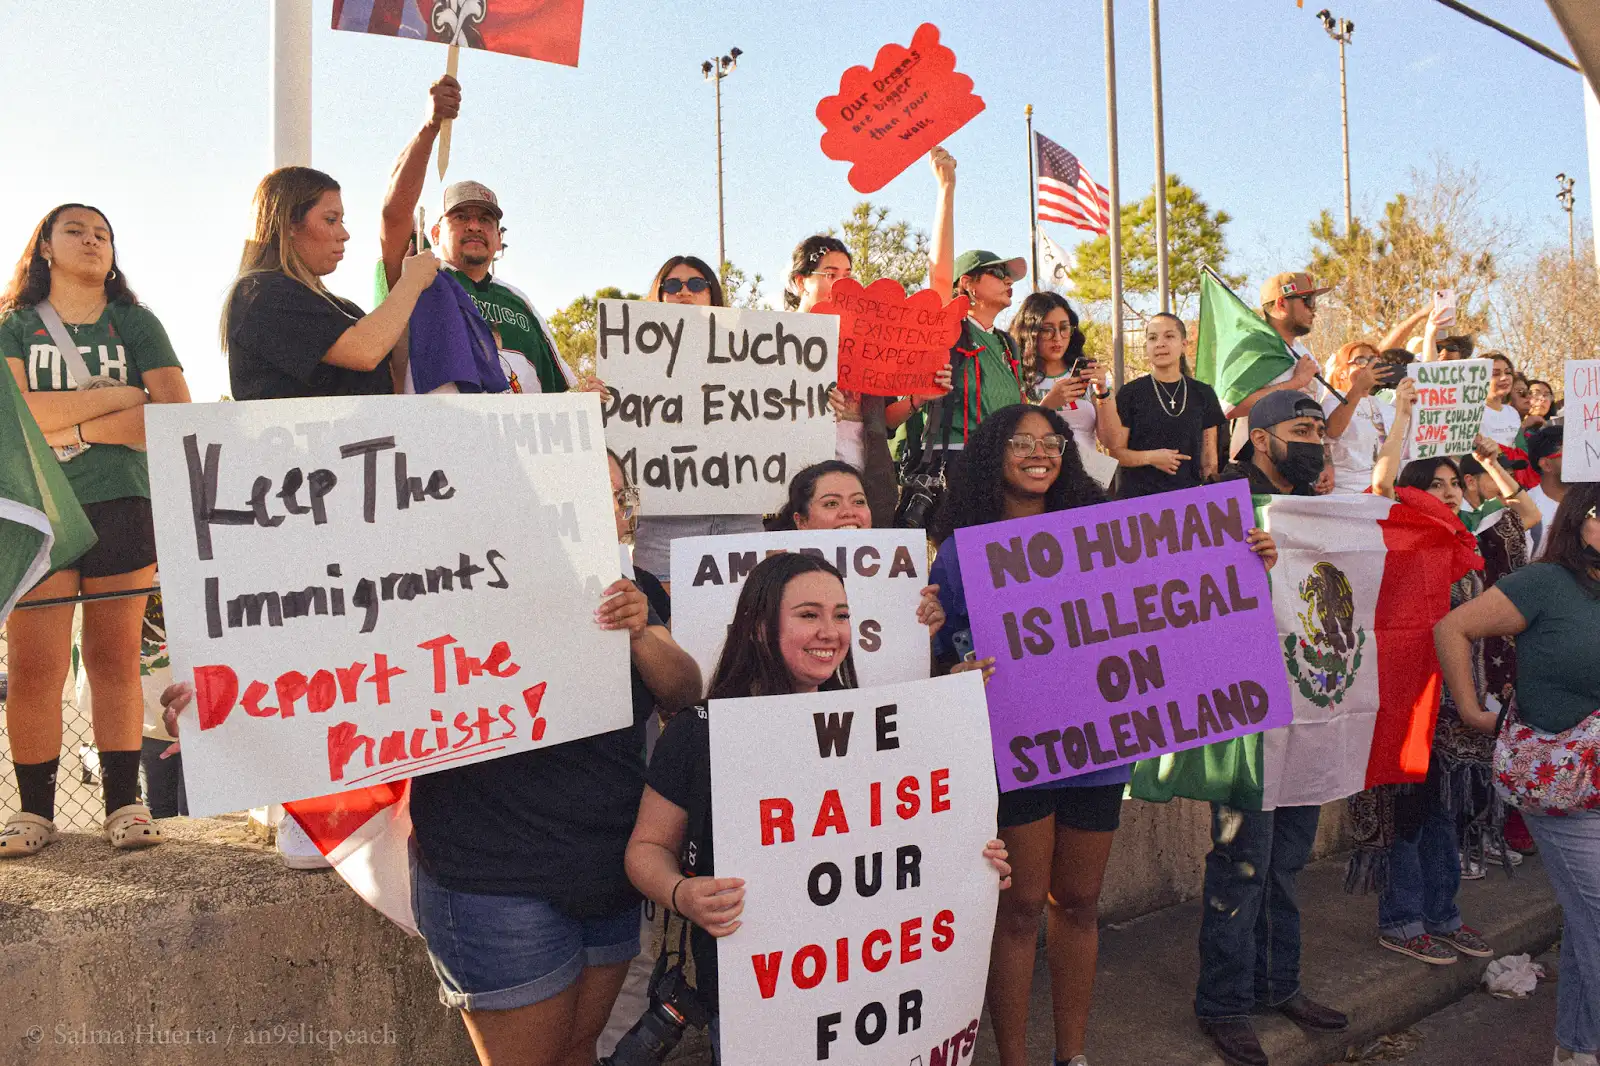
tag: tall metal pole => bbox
[1558,174,1576,262]
[1150,0,1170,314]
[1338,34,1352,235]
[703,49,741,275]
[714,71,726,271]
[1026,105,1040,292]
[1104,0,1125,388]
[270,0,313,168]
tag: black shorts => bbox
[997,781,1124,833]
[70,497,158,579]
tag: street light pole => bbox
[1150,0,1170,314]
[1558,173,1576,262]
[702,48,742,276]
[1317,10,1355,235]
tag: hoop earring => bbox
[107,268,118,282]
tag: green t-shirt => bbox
[446,269,571,394]
[0,303,181,505]
[1497,562,1600,732]
[926,320,1025,448]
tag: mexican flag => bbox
[284,784,418,936]
[0,368,94,620]
[1131,489,1481,811]
[1194,269,1297,411]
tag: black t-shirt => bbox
[645,703,718,1004]
[409,570,671,917]
[1114,374,1227,498]
[226,272,394,400]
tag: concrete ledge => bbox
[972,849,1564,1066]
[0,816,476,1065]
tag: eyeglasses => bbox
[661,276,710,295]
[1350,355,1379,367]
[1007,433,1067,458]
[810,266,853,281]
[1033,325,1072,339]
[613,486,640,519]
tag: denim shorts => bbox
[410,854,641,1011]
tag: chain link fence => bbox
[0,609,120,831]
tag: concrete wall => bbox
[0,801,1349,1065]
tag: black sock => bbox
[16,758,60,820]
[99,750,142,814]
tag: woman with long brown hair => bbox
[0,203,192,856]
[222,166,440,400]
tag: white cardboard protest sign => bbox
[145,394,630,815]
[1405,358,1491,460]
[1563,359,1600,482]
[670,529,931,691]
[710,673,999,1066]
[597,300,838,515]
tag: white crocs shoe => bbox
[0,812,57,857]
[103,803,163,850]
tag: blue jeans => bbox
[1195,803,1321,1020]
[1378,799,1462,940]
[1523,810,1600,1055]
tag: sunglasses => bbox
[1288,294,1318,310]
[613,486,640,519]
[661,276,710,296]
[976,264,1015,282]
[1007,432,1067,458]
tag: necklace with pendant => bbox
[1153,374,1188,417]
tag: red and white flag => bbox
[1035,132,1111,234]
[1259,488,1483,810]
[285,784,418,935]
[332,0,584,67]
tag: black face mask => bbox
[1270,436,1326,490]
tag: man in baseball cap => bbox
[921,249,1031,452]
[1222,270,1332,457]
[1196,386,1345,1066]
[1228,388,1329,493]
[378,74,584,395]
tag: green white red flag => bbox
[0,367,94,621]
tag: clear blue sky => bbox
[3,0,1588,400]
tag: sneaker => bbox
[1505,811,1538,855]
[1461,855,1486,880]
[1378,932,1459,965]
[1553,1048,1599,1065]
[275,813,332,870]
[1435,925,1494,958]
[1486,847,1524,868]
[1056,1057,1089,1066]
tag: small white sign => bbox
[1406,358,1492,460]
[597,300,839,515]
[711,673,999,1066]
[669,529,932,692]
[145,394,630,815]
[1563,359,1600,482]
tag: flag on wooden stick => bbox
[333,0,584,66]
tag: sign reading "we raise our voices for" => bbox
[597,300,839,515]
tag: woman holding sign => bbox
[1100,313,1227,499]
[625,552,1009,1063]
[0,203,192,856]
[629,253,763,587]
[405,449,704,1066]
[930,405,1277,1066]
[222,167,441,400]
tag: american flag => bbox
[1036,132,1111,234]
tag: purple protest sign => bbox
[953,480,1292,791]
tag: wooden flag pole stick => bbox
[436,45,460,179]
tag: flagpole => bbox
[270,0,313,168]
[1150,0,1171,314]
[1026,105,1040,293]
[1104,0,1125,388]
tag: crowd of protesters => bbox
[2,72,1597,1066]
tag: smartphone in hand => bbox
[1431,288,1457,326]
